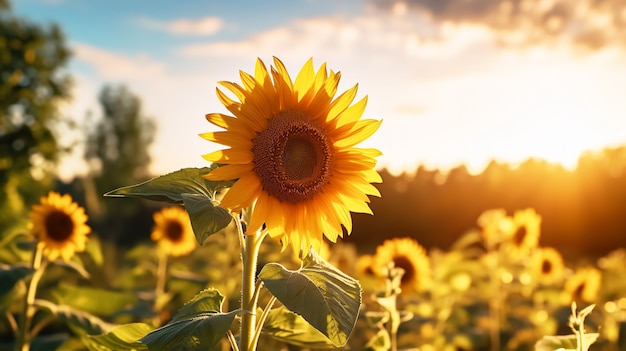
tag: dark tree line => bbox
[348,147,626,259]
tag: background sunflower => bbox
[28,191,91,261]
[373,237,431,293]
[151,206,197,257]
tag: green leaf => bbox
[51,284,137,317]
[104,167,233,204]
[140,288,240,351]
[83,323,151,351]
[534,334,600,351]
[181,194,232,245]
[262,306,335,348]
[259,248,362,347]
[0,263,33,296]
[52,256,90,279]
[34,299,115,335]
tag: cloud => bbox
[135,16,223,36]
[371,0,626,50]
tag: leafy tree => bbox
[0,1,72,228]
[84,84,157,244]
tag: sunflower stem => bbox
[152,251,168,327]
[237,215,264,351]
[16,244,45,351]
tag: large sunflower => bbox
[373,237,431,293]
[201,57,382,254]
[151,206,197,257]
[28,191,91,261]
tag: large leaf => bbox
[51,284,137,317]
[259,249,362,347]
[262,306,335,348]
[181,194,232,244]
[0,263,33,296]
[104,166,233,204]
[83,323,151,351]
[34,299,115,335]
[140,288,240,351]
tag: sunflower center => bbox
[393,256,416,286]
[513,226,527,246]
[44,210,75,243]
[541,259,553,274]
[164,220,184,242]
[252,110,333,203]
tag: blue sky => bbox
[11,0,626,179]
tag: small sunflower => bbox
[151,207,197,257]
[201,57,382,255]
[28,191,91,261]
[531,247,565,285]
[373,237,431,293]
[562,267,602,304]
[505,208,541,253]
[355,254,376,277]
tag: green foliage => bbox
[51,284,137,317]
[34,299,115,336]
[534,334,600,351]
[259,249,362,347]
[0,0,72,228]
[262,306,335,348]
[140,288,240,351]
[83,323,151,351]
[0,263,32,295]
[105,167,234,244]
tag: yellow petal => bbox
[220,174,261,211]
[202,149,252,164]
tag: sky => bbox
[11,0,626,179]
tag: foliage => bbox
[0,1,72,229]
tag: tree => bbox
[84,84,157,243]
[0,1,72,228]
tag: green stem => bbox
[16,245,45,351]
[252,295,277,347]
[151,251,168,327]
[236,215,264,351]
[155,252,168,298]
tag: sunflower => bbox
[562,267,602,304]
[373,237,431,293]
[151,206,197,257]
[505,208,541,254]
[28,191,91,261]
[531,247,565,285]
[201,57,382,255]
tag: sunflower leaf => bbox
[83,323,151,351]
[34,299,116,335]
[104,166,234,204]
[262,306,335,349]
[141,288,241,351]
[0,263,33,296]
[181,194,232,245]
[259,248,362,347]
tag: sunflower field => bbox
[2,58,625,351]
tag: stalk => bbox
[16,245,45,351]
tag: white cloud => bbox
[135,16,223,36]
